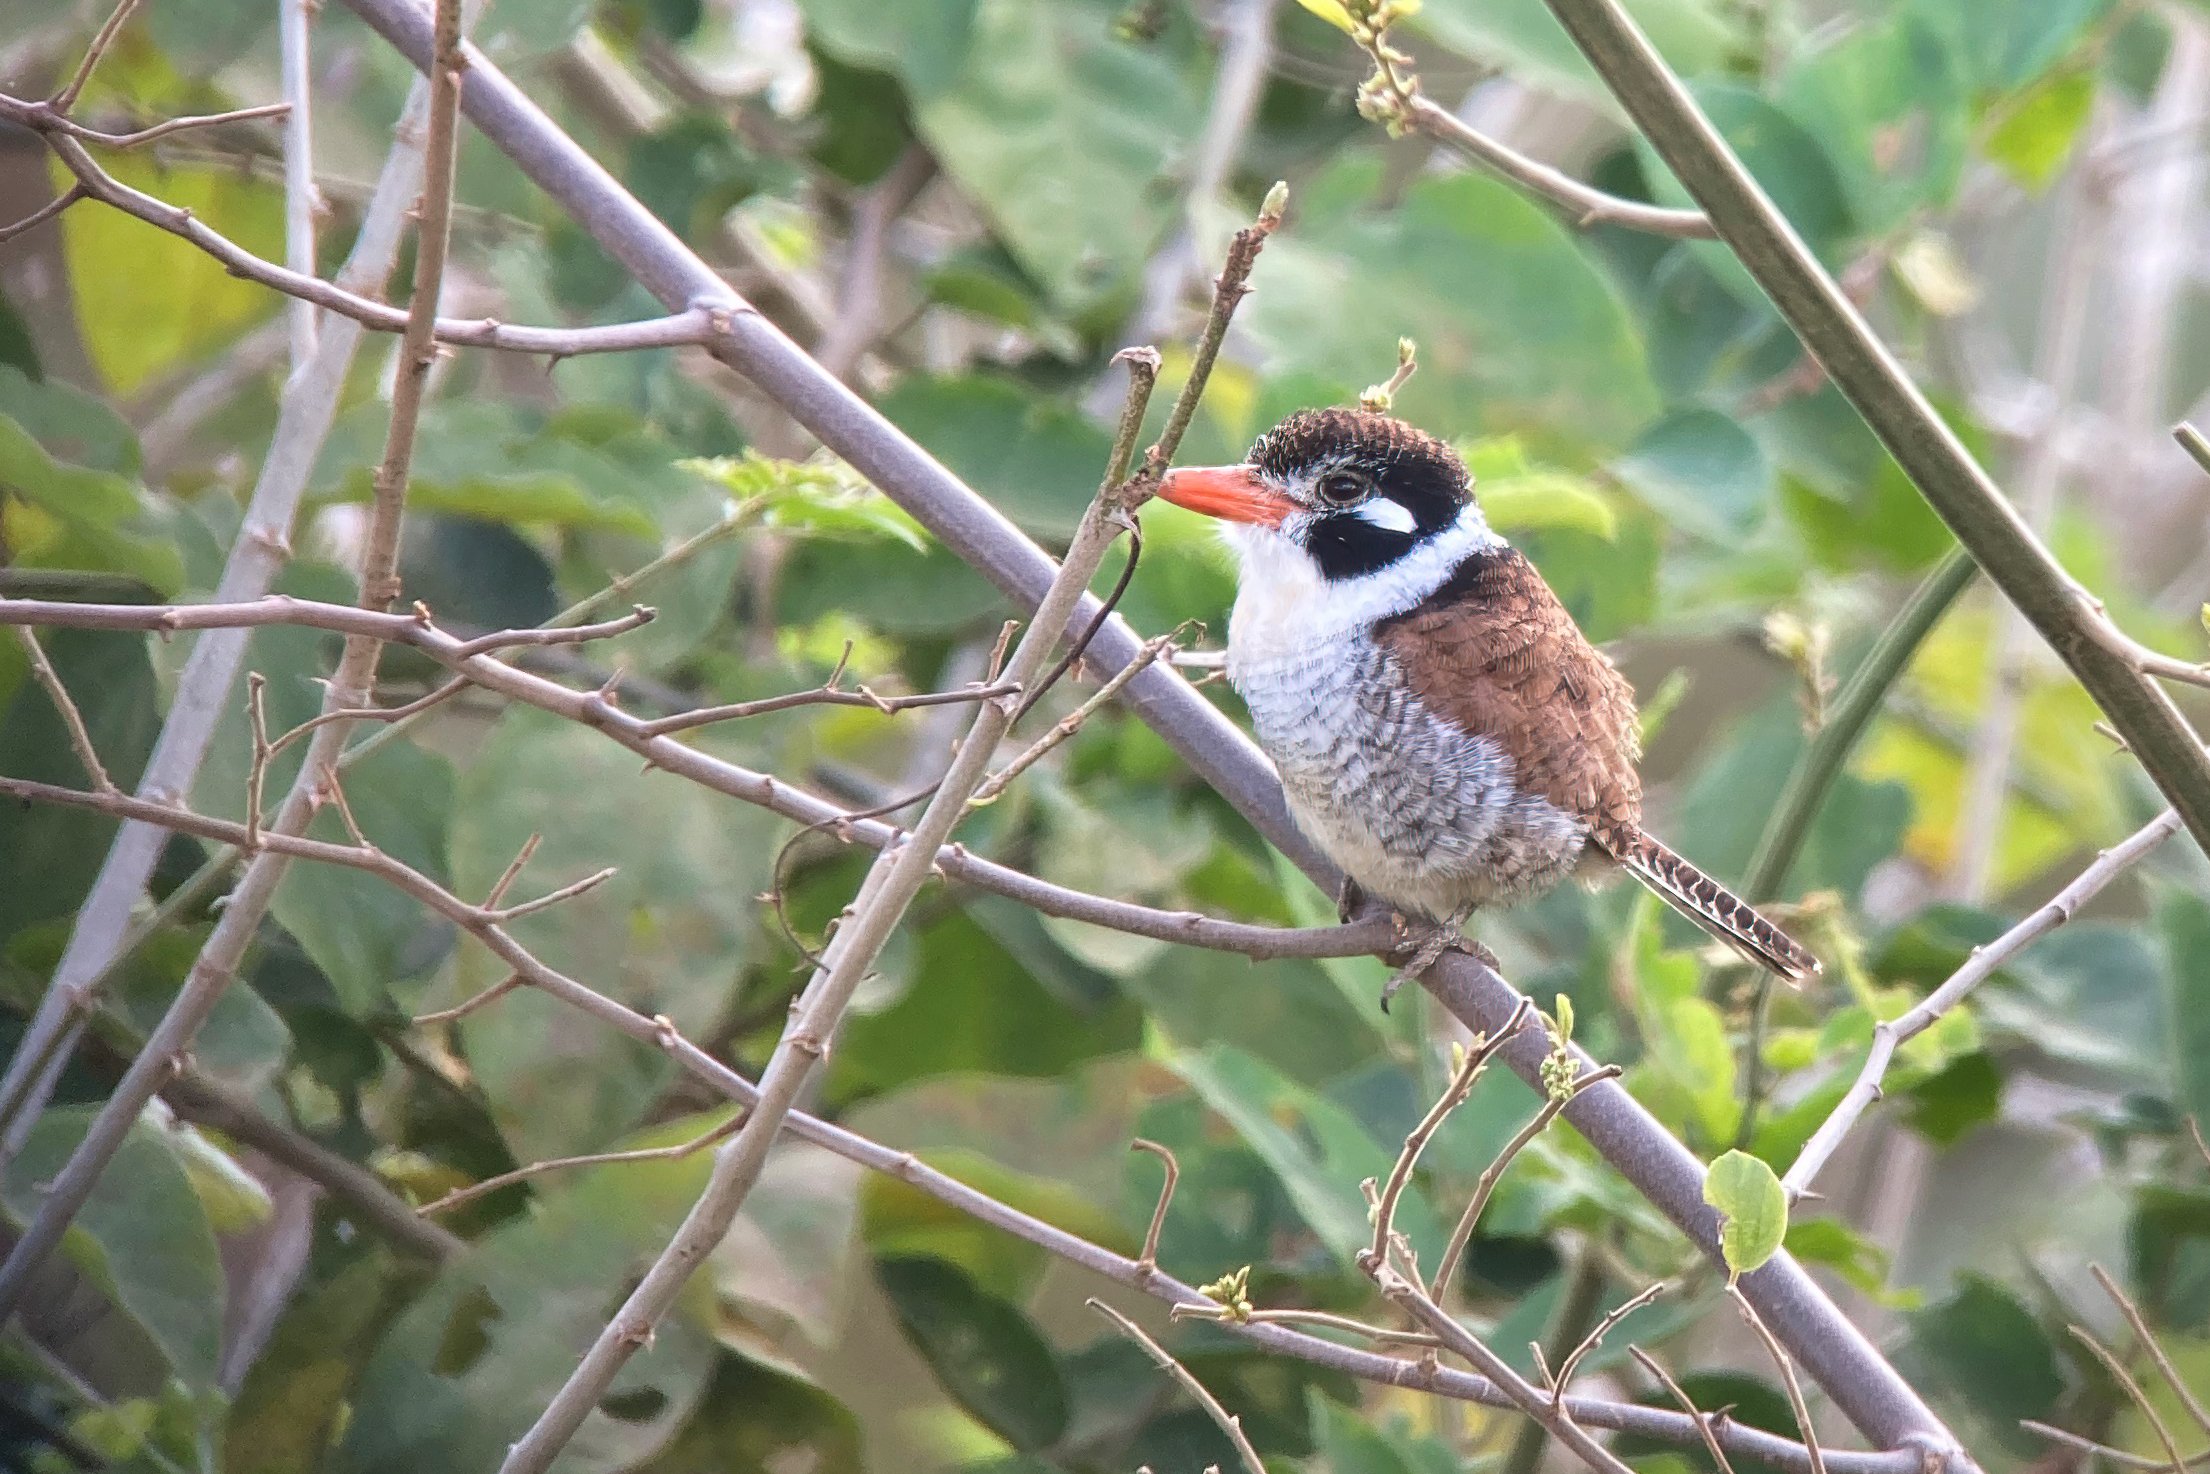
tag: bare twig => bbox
[0,592,1399,964]
[10,627,114,794]
[1631,1346,1738,1474]
[0,99,730,360]
[1367,1000,1533,1272]
[243,674,272,850]
[1376,1263,1639,1474]
[496,193,1286,1472]
[278,0,320,369]
[158,1070,462,1263]
[1782,809,2181,1199]
[0,45,466,1170]
[2091,1264,2210,1440]
[1550,1283,1667,1408]
[2069,1323,2188,1474]
[0,768,1897,1474]
[50,0,144,114]
[487,866,617,924]
[1171,1301,1443,1349]
[1131,1138,1180,1274]
[1089,1299,1268,1474]
[411,972,520,1028]
[1540,0,2210,872]
[970,626,1189,805]
[639,677,1019,738]
[1432,1065,1623,1302]
[1733,1288,1829,1474]
[0,0,471,1319]
[418,1111,744,1217]
[1340,3,1713,239]
[0,185,87,244]
[2023,1424,2210,1471]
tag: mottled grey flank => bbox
[1230,627,1589,921]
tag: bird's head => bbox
[1158,408,1492,586]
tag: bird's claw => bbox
[1378,909,1486,1012]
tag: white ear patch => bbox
[1356,498,1418,535]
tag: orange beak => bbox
[1157,465,1298,528]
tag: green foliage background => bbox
[3,0,2209,1468]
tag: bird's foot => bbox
[1379,907,1489,1012]
[1336,875,1368,926]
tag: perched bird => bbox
[1158,407,1819,999]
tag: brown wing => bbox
[1375,546,1643,852]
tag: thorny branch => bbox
[1090,1299,1268,1474]
[0,0,471,1319]
[0,592,1399,964]
[1338,0,1715,239]
[0,96,735,361]
[495,192,1285,1474]
[1780,807,2182,1199]
[339,8,1968,1451]
[0,763,1901,1474]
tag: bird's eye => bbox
[1316,471,1370,507]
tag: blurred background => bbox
[3,0,2210,1468]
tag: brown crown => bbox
[1247,408,1472,501]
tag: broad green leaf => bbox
[1702,1149,1787,1281]
[1414,0,1738,111]
[446,706,778,1161]
[334,1114,725,1473]
[0,629,159,940]
[877,1256,1069,1452]
[1294,0,1358,32]
[4,1106,225,1390]
[164,1114,275,1233]
[831,910,1142,1097]
[1244,164,1660,453]
[1899,1274,2068,1451]
[0,412,182,593]
[915,0,1196,308]
[682,449,928,550]
[1611,407,1773,541]
[1779,14,1969,235]
[0,363,138,474]
[796,0,981,99]
[873,375,1114,537]
[2164,895,2210,1134]
[314,403,660,536]
[1985,68,2097,191]
[630,1351,865,1473]
[1174,1044,1442,1268]
[53,155,282,394]
[1785,1217,1919,1306]
[1907,0,2111,94]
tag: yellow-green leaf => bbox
[1703,1149,1788,1282]
[1293,0,1359,32]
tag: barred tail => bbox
[1613,830,1821,982]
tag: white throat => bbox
[1221,500,1503,667]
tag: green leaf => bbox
[632,1351,865,1473]
[1293,0,1358,32]
[796,0,981,99]
[1611,407,1773,541]
[1413,0,1739,112]
[681,450,929,550]
[1173,1044,1442,1268]
[164,1116,275,1233]
[1900,1273,2068,1450]
[877,1256,1069,1452]
[1778,14,1969,234]
[53,155,282,394]
[1245,164,1661,453]
[1986,68,2098,191]
[444,706,779,1161]
[314,403,661,536]
[872,375,1113,538]
[914,0,1197,308]
[1702,1149,1788,1282]
[2164,895,2210,1134]
[0,413,182,593]
[0,629,160,940]
[4,1106,225,1390]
